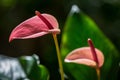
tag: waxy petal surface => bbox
[9,13,60,42]
[65,47,104,67]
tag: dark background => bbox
[0,0,120,79]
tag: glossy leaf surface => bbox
[0,55,27,80]
[19,54,49,80]
[61,5,120,80]
[0,54,49,80]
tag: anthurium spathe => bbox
[9,11,60,42]
[64,38,104,80]
[64,47,104,68]
[64,38,104,68]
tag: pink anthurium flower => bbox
[9,11,64,80]
[64,38,104,68]
[9,11,60,42]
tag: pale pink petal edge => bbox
[65,58,97,67]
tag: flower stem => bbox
[52,34,64,80]
[96,67,100,80]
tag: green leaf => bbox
[61,5,120,80]
[0,54,49,80]
[19,54,49,80]
[38,65,49,80]
[0,55,27,80]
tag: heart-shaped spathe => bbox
[65,47,104,68]
[9,11,60,42]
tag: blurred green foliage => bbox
[0,54,49,80]
[19,54,49,80]
[61,5,120,80]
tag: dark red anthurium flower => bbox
[9,11,60,42]
[64,39,104,68]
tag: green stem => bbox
[52,34,64,80]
